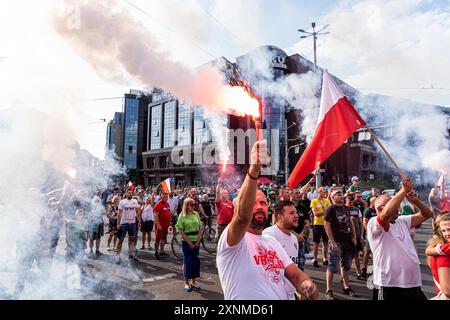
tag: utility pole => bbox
[298,22,330,189]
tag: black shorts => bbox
[373,286,427,300]
[88,223,104,241]
[313,225,329,243]
[141,220,154,232]
[109,218,118,231]
[118,223,137,238]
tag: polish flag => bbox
[287,70,366,188]
[161,178,171,194]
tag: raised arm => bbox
[379,177,413,224]
[299,177,315,196]
[215,177,222,203]
[227,140,268,247]
[406,191,433,227]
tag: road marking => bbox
[143,273,177,283]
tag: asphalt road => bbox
[1,217,437,300]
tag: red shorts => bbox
[155,226,169,242]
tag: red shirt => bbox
[430,254,450,294]
[154,200,171,228]
[216,199,234,225]
[440,197,450,212]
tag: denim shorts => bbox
[118,223,137,238]
[328,241,355,273]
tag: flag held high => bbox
[287,70,366,188]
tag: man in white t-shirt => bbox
[367,177,432,300]
[264,200,312,300]
[217,140,319,300]
[116,189,142,264]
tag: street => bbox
[3,215,437,300]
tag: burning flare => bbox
[66,168,77,179]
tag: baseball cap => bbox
[330,190,342,198]
[269,191,276,195]
[351,176,359,182]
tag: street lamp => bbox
[285,142,306,185]
[298,22,330,73]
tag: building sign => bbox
[271,55,287,69]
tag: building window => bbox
[123,98,139,170]
[362,154,369,168]
[163,100,176,148]
[150,104,162,150]
[178,103,191,146]
[159,156,169,169]
[146,157,155,169]
[194,108,209,144]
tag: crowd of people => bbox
[14,140,450,301]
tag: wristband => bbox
[247,170,260,180]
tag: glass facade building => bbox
[150,103,162,150]
[123,98,139,169]
[163,100,176,148]
[178,102,191,146]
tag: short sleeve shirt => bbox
[154,200,171,228]
[310,198,331,225]
[217,226,294,300]
[118,199,140,225]
[216,199,234,225]
[175,212,201,242]
[324,205,353,242]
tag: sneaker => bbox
[184,285,192,292]
[107,247,113,251]
[128,255,139,262]
[95,251,103,257]
[115,256,121,265]
[313,260,319,268]
[325,290,334,300]
[140,246,145,250]
[343,287,357,297]
[356,273,365,281]
[147,245,153,250]
[322,260,329,266]
[154,252,160,260]
[191,284,201,291]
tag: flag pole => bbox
[364,125,406,179]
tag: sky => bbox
[1,0,449,159]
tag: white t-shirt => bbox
[167,197,178,216]
[367,215,421,288]
[142,205,154,222]
[118,199,140,225]
[263,225,299,300]
[217,225,294,300]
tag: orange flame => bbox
[222,86,260,117]
[66,168,77,179]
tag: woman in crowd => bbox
[426,212,450,300]
[106,196,120,251]
[428,188,441,230]
[175,197,202,292]
[141,195,155,250]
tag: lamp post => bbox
[285,142,306,185]
[284,121,297,184]
[298,22,329,188]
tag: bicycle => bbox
[170,216,218,260]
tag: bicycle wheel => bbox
[201,227,217,254]
[171,232,184,260]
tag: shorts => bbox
[171,215,178,226]
[155,226,169,242]
[373,286,427,300]
[328,241,355,273]
[313,225,329,243]
[88,223,104,241]
[141,220,154,232]
[118,223,137,239]
[109,218,118,232]
[365,237,371,251]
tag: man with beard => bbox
[116,189,142,264]
[216,140,319,300]
[263,200,313,299]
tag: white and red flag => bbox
[127,181,135,190]
[287,70,366,188]
[161,178,171,194]
[436,170,445,188]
